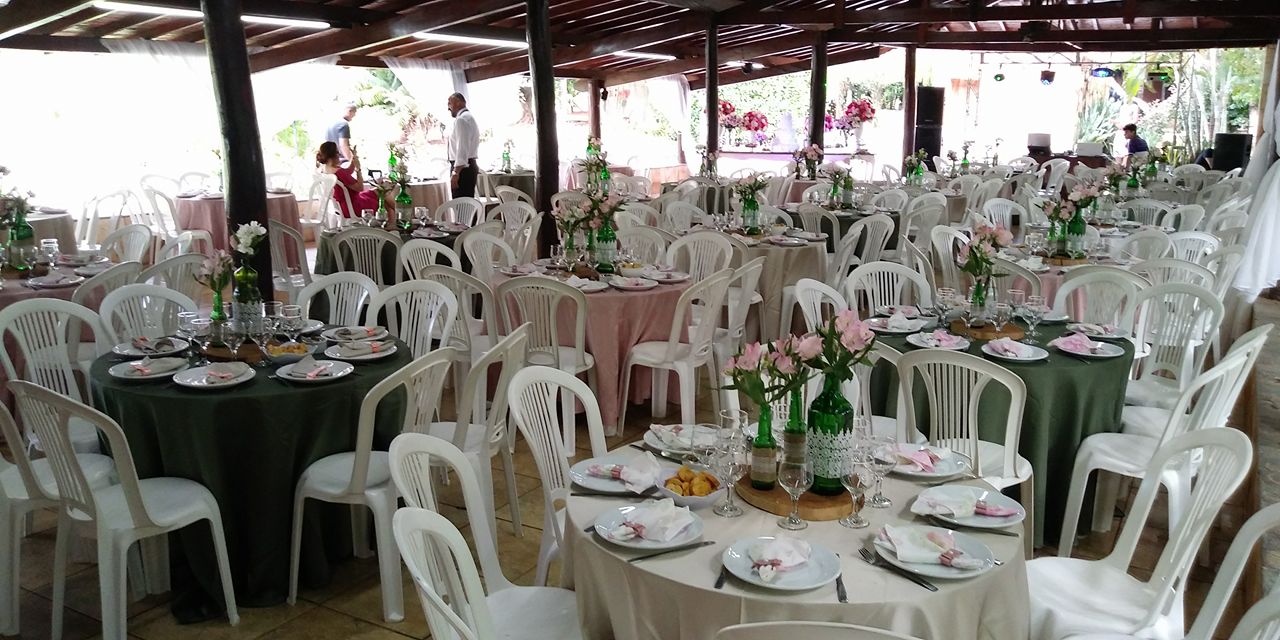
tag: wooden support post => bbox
[201,0,271,298]
[808,31,828,148]
[705,13,719,154]
[902,45,918,161]
[588,78,603,140]
[527,0,559,255]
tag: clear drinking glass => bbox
[549,245,564,268]
[190,318,212,366]
[359,208,375,226]
[994,302,1013,331]
[1006,288,1026,320]
[218,322,245,360]
[712,435,749,518]
[866,435,897,509]
[413,206,430,227]
[776,461,814,530]
[838,452,874,529]
[934,287,954,325]
[720,408,748,439]
[281,304,303,343]
[247,315,273,366]
[1024,295,1049,341]
[176,311,198,345]
[263,301,283,336]
[684,423,718,470]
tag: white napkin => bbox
[876,525,987,570]
[911,488,1021,519]
[649,424,716,449]
[1072,322,1118,336]
[1016,256,1044,270]
[337,340,394,357]
[565,276,595,290]
[606,499,694,542]
[290,355,335,379]
[334,326,383,340]
[987,337,1030,358]
[887,311,923,332]
[204,362,249,384]
[587,452,661,493]
[748,537,811,583]
[893,445,952,472]
[127,357,186,376]
[131,336,177,354]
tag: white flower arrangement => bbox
[230,221,267,257]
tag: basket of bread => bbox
[656,466,725,509]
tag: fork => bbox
[858,548,938,591]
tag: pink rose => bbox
[995,227,1013,246]
[771,353,796,375]
[723,357,737,375]
[796,334,823,360]
[840,321,873,352]
[737,342,764,370]
[834,309,859,334]
[957,243,971,262]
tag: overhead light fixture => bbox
[741,61,760,73]
[94,1,329,29]
[613,51,677,61]
[1040,69,1056,85]
[993,64,1005,81]
[414,32,527,49]
[1090,67,1115,78]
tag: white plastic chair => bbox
[12,380,239,638]
[286,348,457,622]
[304,173,341,231]
[487,201,538,228]
[461,231,518,283]
[947,175,983,199]
[295,271,379,326]
[795,204,842,248]
[793,278,849,333]
[664,231,733,281]
[870,188,909,213]
[99,284,197,341]
[844,261,934,316]
[1028,429,1252,640]
[621,202,661,227]
[1126,283,1223,410]
[758,205,792,227]
[800,182,833,202]
[365,280,458,358]
[661,201,702,234]
[619,269,732,429]
[495,277,596,449]
[1041,158,1071,193]
[0,299,113,453]
[1131,258,1215,289]
[1052,266,1146,328]
[1117,229,1173,262]
[1182,501,1280,640]
[333,227,402,288]
[550,190,588,212]
[1119,198,1173,226]
[417,265,498,386]
[981,198,1023,230]
[930,226,969,292]
[1167,231,1221,264]
[0,400,117,637]
[990,258,1041,297]
[437,197,485,227]
[616,226,669,265]
[494,185,533,205]
[400,238,461,277]
[137,253,205,305]
[265,220,311,303]
[711,258,765,412]
[508,365,610,587]
[967,179,1004,214]
[850,213,895,264]
[897,350,1034,556]
[158,229,215,260]
[100,224,153,264]
[1168,204,1206,231]
[1202,245,1245,301]
[716,621,921,639]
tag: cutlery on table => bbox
[834,554,848,603]
[583,524,596,533]
[570,490,653,498]
[858,548,938,592]
[627,540,716,563]
[627,442,681,460]
[714,565,730,589]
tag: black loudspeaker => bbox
[916,86,945,126]
[1212,133,1252,172]
[915,126,942,162]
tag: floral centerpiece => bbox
[586,135,602,158]
[696,145,718,178]
[800,310,877,493]
[843,99,875,151]
[577,152,610,194]
[959,223,1012,310]
[960,141,974,171]
[731,173,770,234]
[741,111,769,147]
[945,151,959,177]
[902,148,930,182]
[821,165,850,207]
[553,191,625,262]
[229,222,267,327]
[1102,162,1125,191]
[195,250,235,323]
[724,339,812,488]
[792,143,823,180]
[0,166,36,265]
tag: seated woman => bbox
[317,141,377,218]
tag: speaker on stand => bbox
[914,86,945,169]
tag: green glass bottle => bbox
[232,261,263,342]
[1066,201,1087,258]
[742,191,761,235]
[395,184,413,230]
[782,387,807,465]
[960,156,970,174]
[594,220,617,274]
[599,164,611,196]
[387,150,399,182]
[7,204,35,272]
[375,187,389,224]
[808,375,854,495]
[501,148,512,173]
[749,404,777,490]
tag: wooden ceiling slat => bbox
[829,25,1280,45]
[0,0,96,40]
[722,0,1280,25]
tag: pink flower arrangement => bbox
[741,110,769,132]
[724,338,811,406]
[802,309,877,382]
[845,98,876,124]
[719,100,736,117]
[720,113,743,129]
[960,224,1012,282]
[792,144,823,165]
[823,113,835,131]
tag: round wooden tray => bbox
[949,318,1025,341]
[734,478,853,521]
[1046,256,1088,266]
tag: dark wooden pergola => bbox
[2,0,1279,295]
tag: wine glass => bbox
[1024,295,1049,341]
[246,315,273,366]
[413,206,430,228]
[994,302,1013,332]
[838,452,874,529]
[934,287,955,325]
[218,322,245,361]
[683,423,718,470]
[712,434,749,518]
[720,408,748,439]
[776,460,813,530]
[549,245,564,268]
[866,435,897,509]
[176,311,197,345]
[190,318,213,366]
[281,304,303,343]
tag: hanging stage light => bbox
[1090,67,1115,78]
[1040,70,1056,85]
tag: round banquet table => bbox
[28,210,79,252]
[566,468,1030,640]
[492,274,690,432]
[313,226,465,282]
[869,320,1135,547]
[88,340,412,611]
[404,180,450,211]
[174,192,302,252]
[567,165,634,190]
[742,239,826,340]
[486,170,537,197]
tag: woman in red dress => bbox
[317,141,377,218]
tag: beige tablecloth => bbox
[745,241,826,339]
[174,192,302,252]
[28,212,78,252]
[405,180,450,211]
[567,468,1030,640]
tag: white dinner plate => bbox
[1067,323,1129,340]
[321,326,389,342]
[867,317,927,335]
[108,360,190,381]
[27,274,84,288]
[647,270,690,283]
[875,305,920,318]
[916,485,1025,529]
[980,342,1050,362]
[905,332,970,351]
[173,365,255,389]
[58,253,106,267]
[887,446,971,480]
[300,319,325,334]
[1040,311,1070,324]
[785,230,827,242]
[111,338,190,358]
[569,454,638,494]
[722,537,841,591]
[643,424,718,455]
[324,343,398,361]
[767,237,807,247]
[593,504,702,550]
[276,360,354,383]
[874,526,996,579]
[572,281,610,294]
[608,276,658,291]
[412,230,449,240]
[73,264,115,277]
[1054,341,1127,359]
[499,266,543,277]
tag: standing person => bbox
[1120,123,1149,169]
[447,92,480,198]
[325,102,358,163]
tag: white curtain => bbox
[649,74,694,171]
[1233,41,1280,302]
[379,57,467,107]
[251,55,342,152]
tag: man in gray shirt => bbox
[325,102,357,163]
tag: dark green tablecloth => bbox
[868,320,1134,547]
[314,229,462,280]
[89,343,412,612]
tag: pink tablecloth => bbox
[175,192,302,257]
[495,277,690,431]
[0,267,104,408]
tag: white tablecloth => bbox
[566,467,1030,640]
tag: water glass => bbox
[934,287,955,324]
[190,318,213,365]
[1024,295,1049,340]
[217,322,245,360]
[866,435,897,509]
[176,311,198,344]
[549,245,564,268]
[263,301,283,335]
[280,304,303,343]
[712,435,749,518]
[994,302,1013,331]
[413,206,430,227]
[776,461,814,530]
[683,422,718,470]
[247,316,273,365]
[838,452,874,529]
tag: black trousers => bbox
[455,161,479,198]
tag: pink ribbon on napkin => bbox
[974,500,1020,517]
[129,362,153,375]
[1050,332,1100,355]
[587,464,625,480]
[304,363,332,379]
[896,445,941,472]
[206,369,236,381]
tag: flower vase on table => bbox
[741,193,761,236]
[6,205,34,273]
[209,288,227,324]
[725,339,810,492]
[852,123,865,152]
[808,375,855,495]
[750,405,777,490]
[594,222,617,275]
[781,387,807,465]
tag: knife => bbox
[627,540,716,563]
[714,565,731,589]
[570,490,653,498]
[835,554,848,603]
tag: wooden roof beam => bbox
[720,0,1280,26]
[248,0,521,72]
[0,0,96,40]
[91,0,386,27]
[827,26,1280,45]
[0,33,110,51]
[688,45,883,90]
[602,31,817,86]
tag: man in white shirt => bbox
[447,92,480,197]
